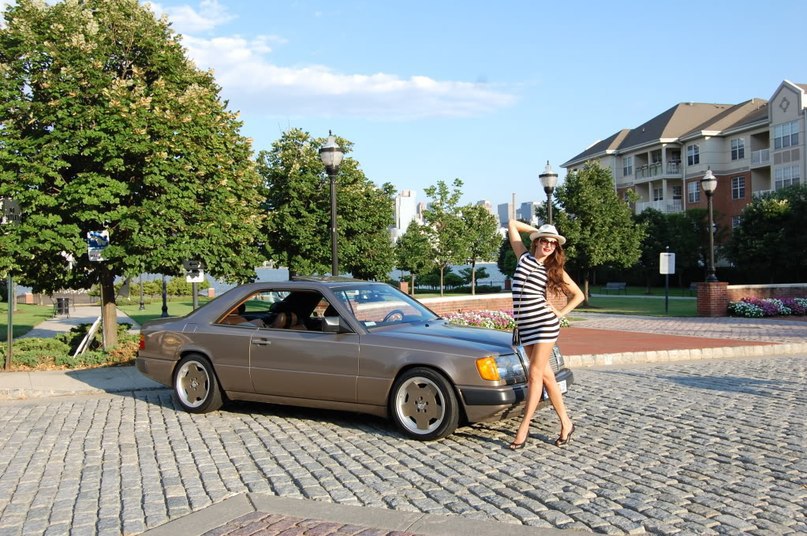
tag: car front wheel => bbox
[390,367,459,440]
[173,354,223,413]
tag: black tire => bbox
[173,354,223,413]
[389,367,459,440]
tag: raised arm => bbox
[507,219,537,258]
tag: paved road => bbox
[0,354,804,535]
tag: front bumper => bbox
[459,367,575,423]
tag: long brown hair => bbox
[531,240,569,296]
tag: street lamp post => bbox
[139,273,145,310]
[539,161,558,225]
[319,131,344,277]
[701,169,718,282]
[1,197,21,371]
[161,274,169,317]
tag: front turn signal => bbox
[476,356,501,381]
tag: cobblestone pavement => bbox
[0,354,804,535]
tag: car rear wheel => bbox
[173,354,223,413]
[390,367,459,441]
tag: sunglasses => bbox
[537,238,558,247]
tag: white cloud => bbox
[148,0,235,33]
[147,1,517,120]
[182,34,517,120]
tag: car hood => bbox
[370,320,514,355]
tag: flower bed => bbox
[727,297,807,318]
[444,310,570,329]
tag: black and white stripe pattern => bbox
[512,251,560,345]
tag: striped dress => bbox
[512,251,560,345]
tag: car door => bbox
[248,291,360,403]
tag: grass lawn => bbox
[0,303,56,341]
[118,298,211,326]
[577,295,696,317]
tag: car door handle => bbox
[251,338,271,346]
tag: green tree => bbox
[422,179,468,295]
[256,128,395,279]
[726,185,806,283]
[395,221,432,295]
[554,162,645,303]
[496,234,518,280]
[460,204,500,294]
[0,0,265,347]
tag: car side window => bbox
[217,292,276,327]
[261,290,335,332]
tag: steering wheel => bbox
[383,309,405,323]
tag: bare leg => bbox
[511,342,572,446]
[542,358,573,438]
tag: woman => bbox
[507,220,584,449]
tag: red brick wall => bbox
[695,282,729,317]
[696,283,807,317]
[726,284,807,301]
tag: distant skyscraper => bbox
[476,200,495,217]
[518,201,541,225]
[497,202,514,228]
[390,190,422,241]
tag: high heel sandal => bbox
[554,424,575,447]
[508,438,528,450]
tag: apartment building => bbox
[561,80,805,235]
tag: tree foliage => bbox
[394,221,432,294]
[256,128,396,280]
[0,0,265,346]
[554,162,645,300]
[634,209,702,288]
[422,179,468,295]
[460,204,500,294]
[726,185,807,283]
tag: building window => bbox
[653,187,663,201]
[773,120,799,150]
[732,215,742,229]
[623,156,633,177]
[774,165,801,189]
[731,176,746,199]
[672,185,682,200]
[730,138,745,160]
[687,181,700,203]
[687,144,700,166]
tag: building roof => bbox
[563,99,771,168]
[681,99,768,139]
[562,128,630,167]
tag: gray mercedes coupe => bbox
[136,278,574,440]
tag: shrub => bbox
[0,330,139,371]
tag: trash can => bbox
[55,297,70,316]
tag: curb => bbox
[566,342,807,368]
[140,492,581,536]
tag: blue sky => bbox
[94,1,807,206]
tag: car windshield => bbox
[331,284,439,329]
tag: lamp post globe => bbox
[539,161,558,225]
[319,132,344,276]
[700,169,718,282]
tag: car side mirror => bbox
[322,316,344,333]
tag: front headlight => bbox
[476,354,527,384]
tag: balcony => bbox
[752,189,773,198]
[751,149,770,166]
[635,199,684,214]
[635,162,662,179]
[666,161,682,175]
